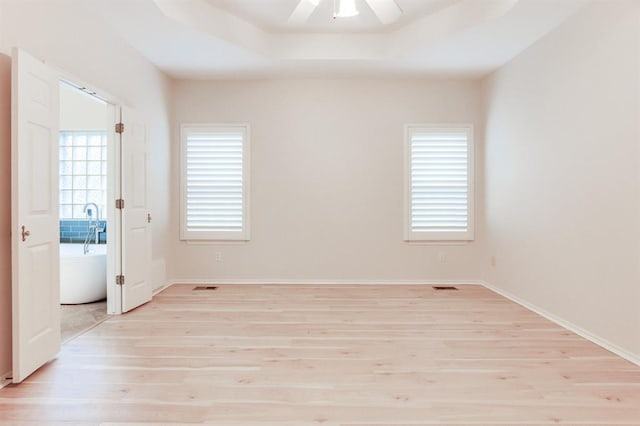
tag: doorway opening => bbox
[11,47,153,383]
[58,81,113,342]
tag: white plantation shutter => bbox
[405,125,474,241]
[181,125,250,240]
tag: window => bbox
[59,131,107,219]
[404,124,474,241]
[181,124,250,241]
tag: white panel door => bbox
[120,107,152,312]
[11,48,60,383]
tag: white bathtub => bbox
[60,244,107,304]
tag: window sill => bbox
[405,240,473,246]
[183,240,250,246]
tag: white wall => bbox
[483,0,640,359]
[171,79,485,282]
[60,84,107,131]
[0,0,172,376]
[0,0,172,290]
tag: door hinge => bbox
[115,199,125,209]
[115,122,124,134]
[116,275,125,286]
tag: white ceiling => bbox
[204,0,459,33]
[92,0,591,79]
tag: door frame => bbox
[55,71,126,315]
[7,50,147,384]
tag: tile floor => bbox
[60,299,109,342]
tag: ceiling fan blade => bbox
[364,0,403,25]
[288,0,322,25]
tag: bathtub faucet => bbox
[82,203,102,254]
[83,202,100,221]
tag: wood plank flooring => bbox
[1,284,640,425]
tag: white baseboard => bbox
[152,281,173,296]
[0,372,11,389]
[168,279,483,286]
[481,281,640,367]
[151,258,167,292]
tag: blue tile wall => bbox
[60,220,107,244]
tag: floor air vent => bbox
[433,286,458,291]
[193,286,218,291]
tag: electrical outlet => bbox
[491,256,496,267]
[437,252,446,263]
[215,252,222,262]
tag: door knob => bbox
[21,226,30,242]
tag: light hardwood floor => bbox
[1,284,640,425]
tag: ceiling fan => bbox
[288,0,403,25]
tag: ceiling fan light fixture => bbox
[289,0,322,25]
[364,0,403,25]
[335,0,359,18]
